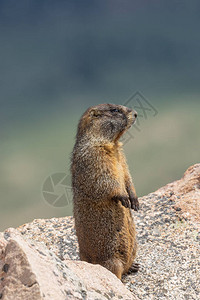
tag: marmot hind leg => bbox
[100,258,124,280]
[80,251,125,279]
[126,263,140,274]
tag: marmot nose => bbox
[133,110,137,118]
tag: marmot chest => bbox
[111,154,125,187]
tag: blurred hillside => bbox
[1,0,200,230]
[1,99,200,231]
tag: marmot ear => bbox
[90,109,100,117]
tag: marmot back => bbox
[71,103,139,280]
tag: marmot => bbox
[71,103,139,280]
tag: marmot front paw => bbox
[129,195,139,211]
[112,195,131,208]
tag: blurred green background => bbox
[1,1,200,231]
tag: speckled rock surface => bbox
[0,229,137,300]
[155,163,200,223]
[18,217,78,261]
[123,193,200,299]
[1,164,200,299]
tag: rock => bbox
[0,163,199,299]
[0,229,137,300]
[155,163,200,223]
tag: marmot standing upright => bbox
[71,103,139,280]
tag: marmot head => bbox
[76,103,137,143]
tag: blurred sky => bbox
[1,0,200,230]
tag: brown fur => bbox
[71,103,139,280]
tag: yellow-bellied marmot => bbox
[71,103,139,280]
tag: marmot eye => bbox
[110,108,120,113]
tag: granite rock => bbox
[0,229,137,300]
